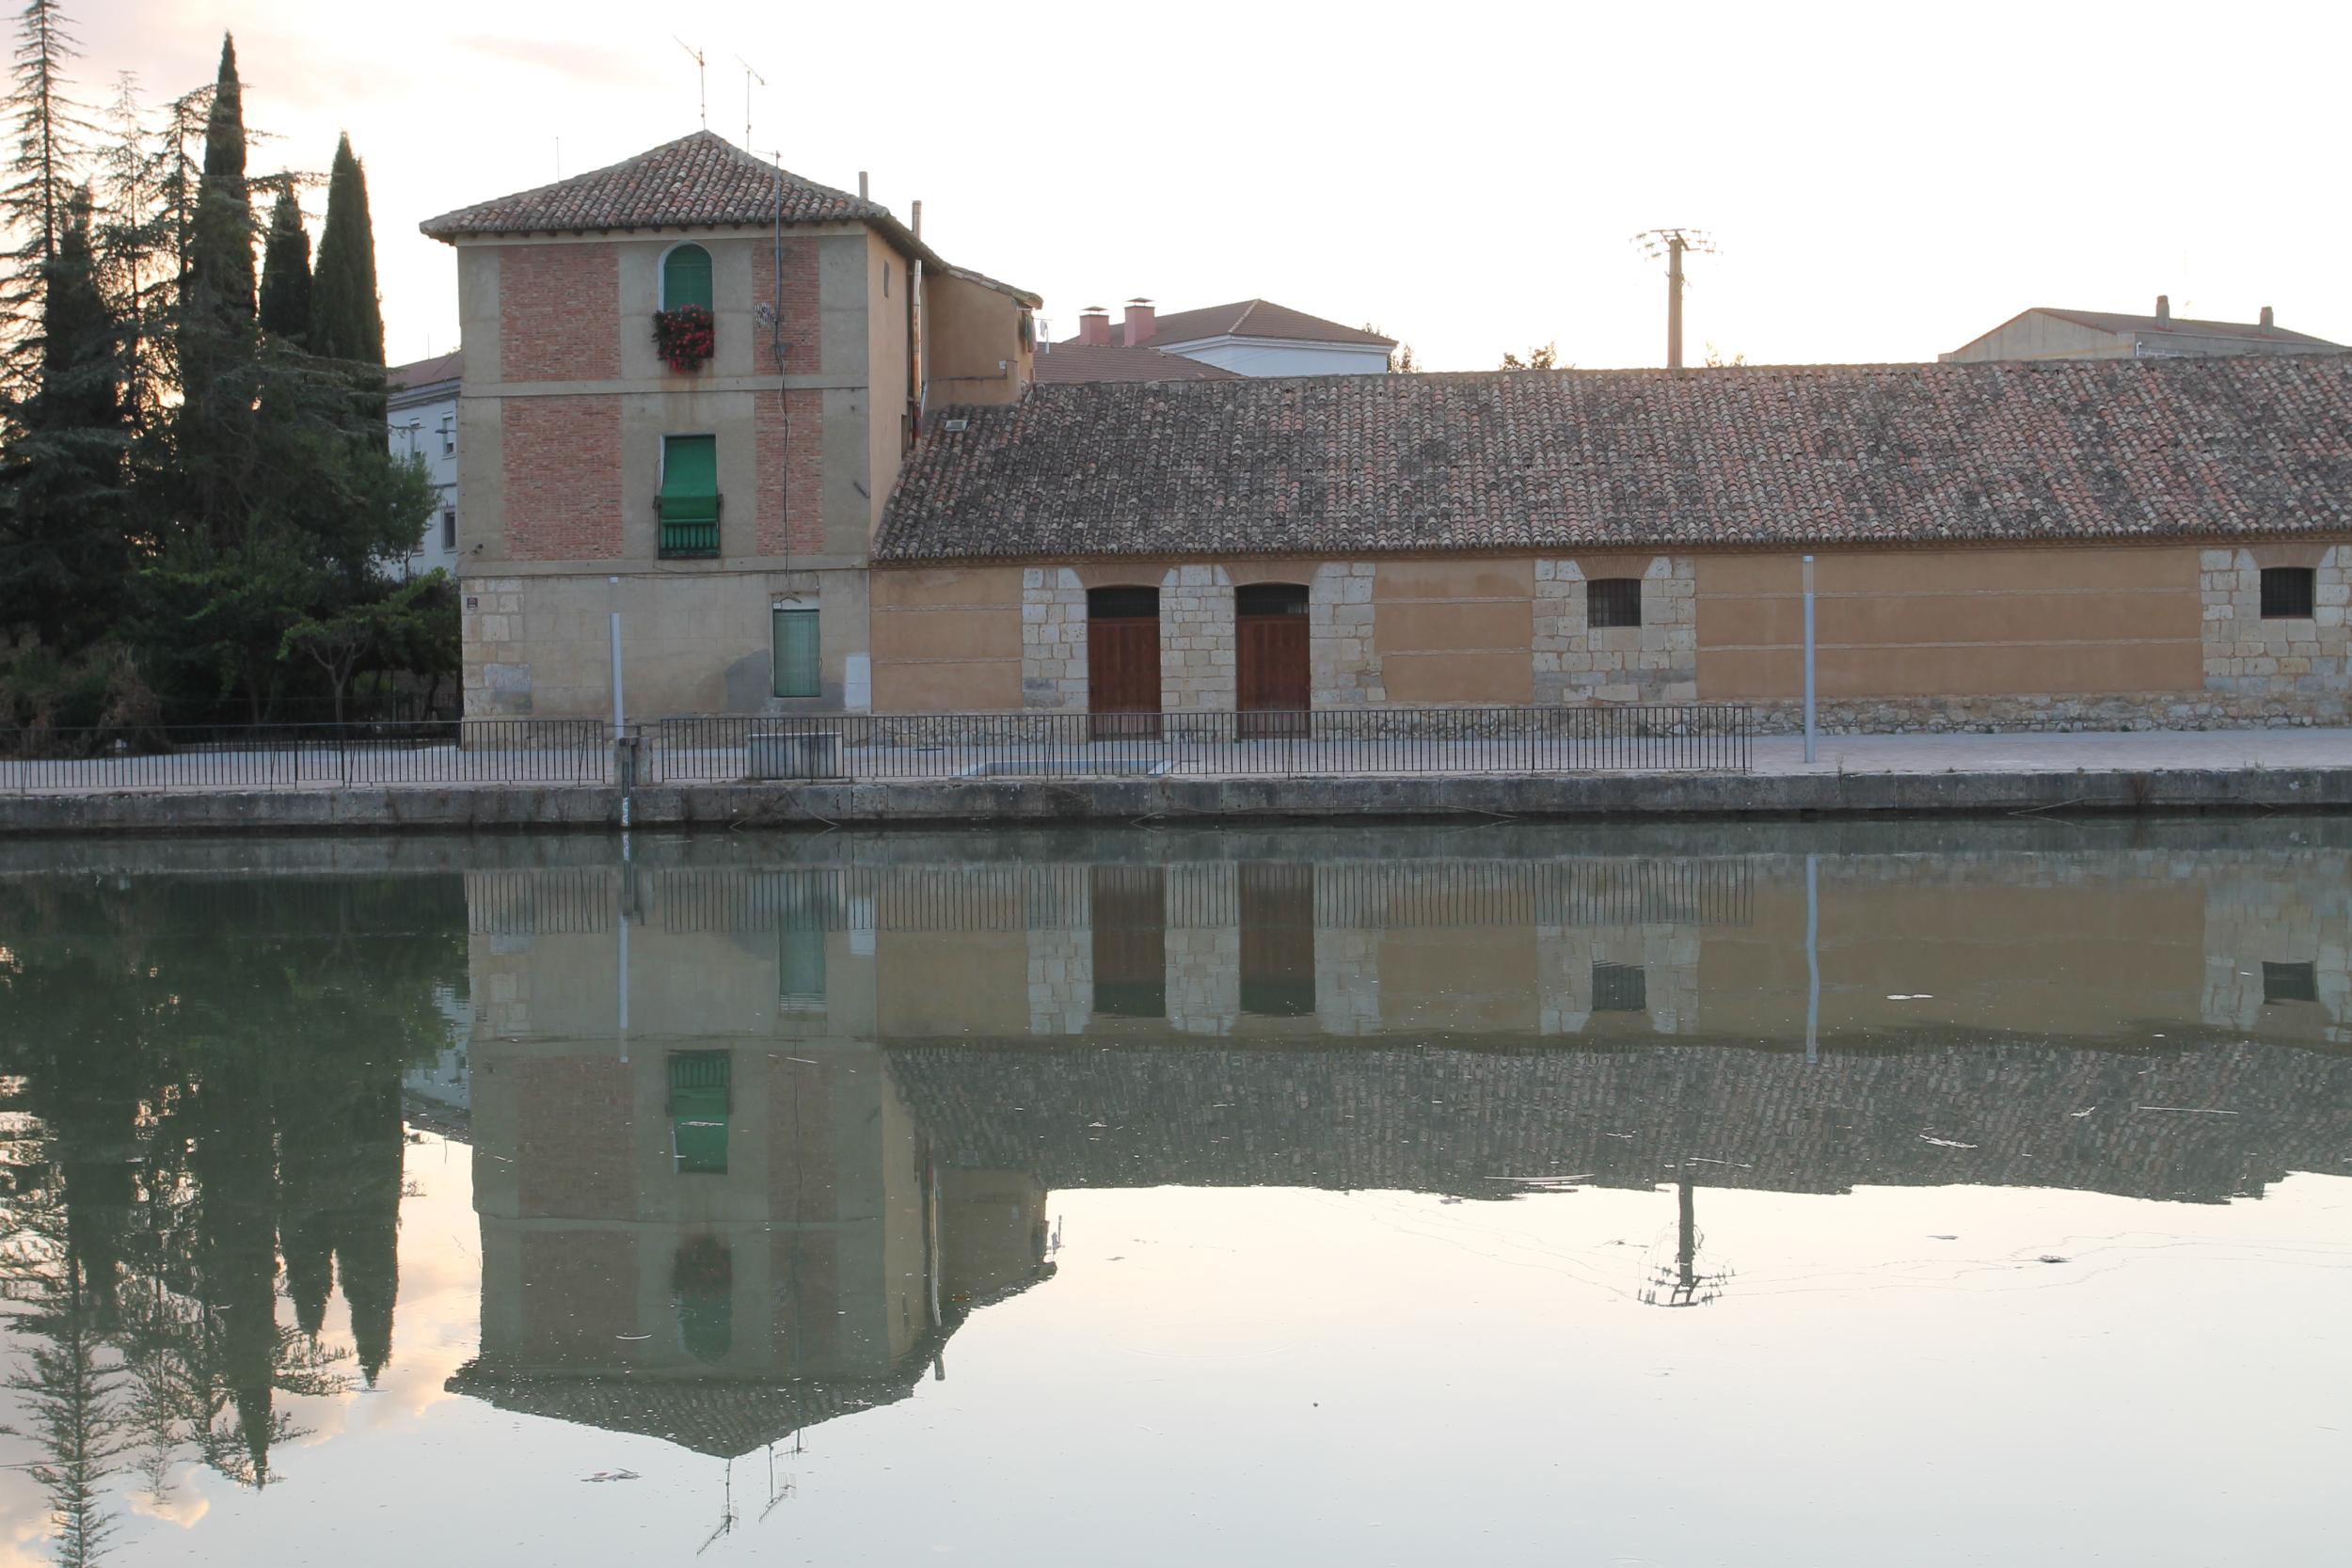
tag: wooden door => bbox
[1239,863,1316,1017]
[1236,584,1311,739]
[1090,865,1167,1018]
[1087,588,1162,739]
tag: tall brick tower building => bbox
[421,133,1037,719]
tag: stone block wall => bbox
[1025,926,1091,1037]
[1537,924,1702,1037]
[1311,562,1382,707]
[1533,555,1696,705]
[463,576,532,715]
[1161,564,1236,712]
[1020,567,1089,711]
[2201,546,2348,700]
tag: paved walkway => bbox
[4,727,2347,796]
[1747,727,2352,777]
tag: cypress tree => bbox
[178,36,250,405]
[255,182,308,341]
[308,133,380,367]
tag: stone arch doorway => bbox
[1087,586,1162,739]
[1236,582,1311,738]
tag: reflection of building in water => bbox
[450,911,1053,1454]
[447,840,2352,1450]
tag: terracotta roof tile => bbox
[878,356,2352,562]
[420,131,889,239]
[1033,341,1248,385]
[1058,298,1394,351]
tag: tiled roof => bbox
[2035,307,2342,348]
[388,350,461,392]
[1033,341,1248,385]
[1067,299,1394,350]
[878,355,2352,562]
[416,131,1050,304]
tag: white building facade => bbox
[387,350,462,578]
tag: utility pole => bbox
[1634,229,1715,369]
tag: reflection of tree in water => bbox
[0,873,464,1559]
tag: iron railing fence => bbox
[651,705,1753,784]
[1,719,611,793]
[2,705,1750,793]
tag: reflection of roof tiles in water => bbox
[885,1041,2352,1205]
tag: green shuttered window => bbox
[659,434,719,557]
[668,1052,730,1175]
[772,607,820,698]
[661,244,713,311]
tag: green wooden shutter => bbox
[662,244,713,311]
[772,607,820,698]
[668,1052,731,1175]
[660,434,720,557]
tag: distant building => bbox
[1043,298,1394,382]
[388,350,462,577]
[1942,296,2345,363]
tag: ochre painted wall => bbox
[869,566,1025,712]
[1372,559,1535,705]
[1693,546,2206,700]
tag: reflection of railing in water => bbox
[464,859,1757,938]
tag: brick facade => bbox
[501,396,622,560]
[501,244,621,382]
[753,388,827,555]
[752,239,823,376]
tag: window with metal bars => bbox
[1236,583,1309,617]
[1591,960,1647,1012]
[1587,578,1643,629]
[2261,567,2315,619]
[2263,961,2318,1005]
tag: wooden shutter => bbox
[660,435,720,557]
[662,244,714,311]
[772,607,821,698]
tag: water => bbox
[0,818,2346,1566]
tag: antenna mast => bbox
[1634,228,1716,369]
[674,37,707,129]
[737,56,768,150]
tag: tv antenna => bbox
[1633,228,1716,370]
[737,56,767,150]
[675,37,707,129]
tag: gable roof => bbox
[2033,307,2342,347]
[877,355,2352,563]
[418,131,1045,299]
[388,350,462,394]
[1034,341,1248,386]
[1064,299,1394,351]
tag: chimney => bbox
[858,170,869,201]
[1077,306,1110,346]
[2260,305,2276,330]
[2155,293,2171,325]
[1123,297,1156,346]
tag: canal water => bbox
[0,819,2345,1566]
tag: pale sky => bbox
[57,0,2352,372]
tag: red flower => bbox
[653,306,715,373]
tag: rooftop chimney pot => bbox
[2155,293,2171,324]
[2260,305,2275,330]
[1123,297,1156,347]
[1077,307,1110,347]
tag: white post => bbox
[1801,554,1818,765]
[608,582,625,733]
[1804,851,1820,1066]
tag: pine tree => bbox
[255,182,308,341]
[1,0,91,313]
[308,133,382,422]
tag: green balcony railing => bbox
[658,496,722,560]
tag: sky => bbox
[52,0,2352,372]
